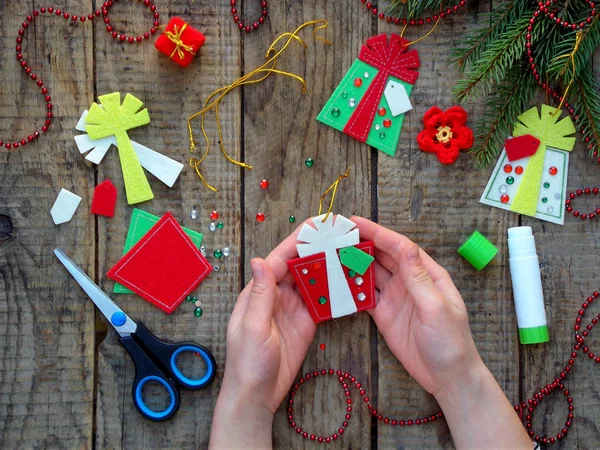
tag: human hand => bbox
[210,226,316,449]
[351,217,484,399]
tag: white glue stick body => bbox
[507,226,550,344]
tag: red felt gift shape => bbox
[91,179,117,217]
[288,241,375,324]
[107,212,212,313]
[154,17,205,68]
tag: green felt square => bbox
[339,246,374,276]
[113,208,203,294]
[316,59,412,156]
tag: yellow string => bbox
[318,168,351,223]
[165,24,197,60]
[187,20,331,191]
[551,31,583,116]
[405,15,442,46]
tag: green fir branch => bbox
[386,0,460,20]
[571,67,600,156]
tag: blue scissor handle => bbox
[119,335,181,422]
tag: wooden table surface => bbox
[1,0,600,448]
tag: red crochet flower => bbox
[417,106,474,164]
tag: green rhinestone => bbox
[186,295,193,302]
[506,176,515,185]
[341,91,348,98]
[194,307,203,317]
[217,222,224,229]
[543,182,550,188]
[309,278,316,285]
[305,157,315,167]
[289,215,296,223]
[318,296,327,305]
[379,132,386,139]
[331,108,340,117]
[214,249,223,258]
[348,269,356,278]
[542,197,548,203]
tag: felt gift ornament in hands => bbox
[480,105,576,225]
[287,214,376,324]
[317,34,420,156]
[75,92,184,205]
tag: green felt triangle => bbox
[113,208,203,294]
[316,59,412,156]
[339,245,374,276]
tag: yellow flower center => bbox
[436,125,453,144]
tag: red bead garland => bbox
[565,187,600,220]
[359,0,467,25]
[2,0,159,151]
[290,290,600,445]
[230,0,268,33]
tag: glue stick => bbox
[507,226,549,345]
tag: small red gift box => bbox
[154,17,205,68]
[288,241,376,323]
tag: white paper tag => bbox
[384,80,412,117]
[51,189,82,225]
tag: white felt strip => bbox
[50,189,82,225]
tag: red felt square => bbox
[505,134,541,161]
[91,180,117,217]
[107,212,211,313]
[154,17,205,68]
[287,241,376,324]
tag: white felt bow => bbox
[297,214,360,318]
[74,110,184,188]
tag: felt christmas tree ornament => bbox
[480,105,576,225]
[287,214,375,323]
[317,33,420,156]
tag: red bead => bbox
[354,78,363,87]
[504,164,513,173]
[383,119,392,128]
[500,194,510,204]
[549,166,558,175]
[259,179,269,189]
[256,212,265,222]
[515,166,524,175]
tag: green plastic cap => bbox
[519,325,550,345]
[457,231,498,271]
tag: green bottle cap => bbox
[519,325,550,345]
[457,231,498,271]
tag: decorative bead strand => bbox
[2,0,159,150]
[230,0,269,33]
[290,290,600,445]
[565,187,600,220]
[359,0,467,25]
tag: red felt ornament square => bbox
[154,17,205,68]
[107,212,212,313]
[287,241,376,324]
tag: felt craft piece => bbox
[504,134,541,161]
[75,110,184,188]
[316,34,420,156]
[287,214,376,323]
[91,180,117,217]
[154,17,205,67]
[114,208,203,294]
[51,188,82,225]
[107,212,211,313]
[480,105,576,225]
[417,106,474,164]
[339,245,375,276]
[85,93,154,205]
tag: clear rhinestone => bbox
[348,98,356,108]
[301,268,308,275]
[194,300,202,307]
[547,206,554,214]
[222,247,231,257]
[213,265,220,272]
[200,245,206,252]
[208,222,217,232]
[375,124,381,131]
[190,208,199,219]
[554,192,561,200]
[357,292,366,302]
[499,185,508,194]
[364,72,369,78]
[355,277,364,286]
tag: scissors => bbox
[54,248,216,422]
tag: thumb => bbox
[245,258,277,326]
[399,244,445,316]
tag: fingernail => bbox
[250,259,263,277]
[406,245,420,261]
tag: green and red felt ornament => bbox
[317,34,420,156]
[287,214,376,323]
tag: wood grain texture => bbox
[92,1,241,448]
[240,1,373,448]
[0,1,95,448]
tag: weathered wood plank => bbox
[376,2,522,448]
[0,0,95,448]
[93,1,242,448]
[240,1,373,448]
